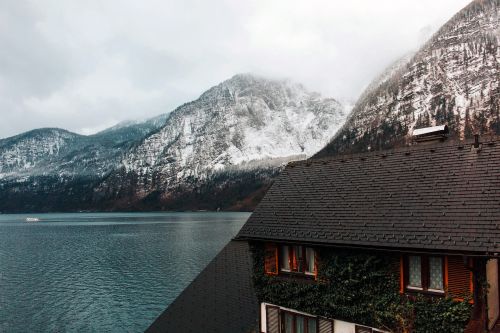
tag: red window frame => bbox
[279,245,316,277]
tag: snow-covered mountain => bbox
[98,74,346,200]
[92,113,168,145]
[316,0,500,157]
[0,113,167,182]
[0,74,346,212]
[0,128,81,179]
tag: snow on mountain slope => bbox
[92,113,168,145]
[104,74,346,194]
[316,0,500,157]
[0,128,82,178]
[0,113,168,180]
[0,74,346,212]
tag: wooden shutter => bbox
[264,243,278,275]
[314,250,319,280]
[318,318,334,333]
[400,255,405,294]
[447,256,472,298]
[266,305,280,333]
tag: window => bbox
[282,310,317,333]
[408,256,422,288]
[306,247,315,273]
[405,255,444,293]
[266,303,380,333]
[355,325,373,333]
[355,325,385,333]
[280,245,316,276]
[307,318,317,333]
[429,257,444,291]
[281,246,290,271]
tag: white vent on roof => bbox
[412,125,449,137]
[412,125,449,142]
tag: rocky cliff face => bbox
[99,74,345,199]
[316,0,500,157]
[99,74,345,205]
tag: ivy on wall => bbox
[250,243,472,333]
[412,296,472,333]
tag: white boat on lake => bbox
[25,217,40,222]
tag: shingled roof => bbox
[236,136,500,255]
[146,240,259,333]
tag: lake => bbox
[0,212,250,332]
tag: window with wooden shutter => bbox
[264,243,278,275]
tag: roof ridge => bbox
[299,135,500,166]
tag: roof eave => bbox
[235,236,500,258]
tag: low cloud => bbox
[0,0,471,138]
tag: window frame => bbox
[404,254,445,295]
[407,255,423,290]
[279,244,316,277]
[428,256,445,292]
[280,309,318,333]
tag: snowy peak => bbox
[117,74,346,193]
[213,74,313,104]
[91,113,168,145]
[316,0,500,157]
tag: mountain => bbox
[0,113,169,212]
[95,74,346,210]
[0,128,82,179]
[0,74,346,212]
[315,0,500,157]
[0,114,167,181]
[91,114,168,145]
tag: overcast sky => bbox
[0,0,472,139]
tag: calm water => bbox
[0,212,249,333]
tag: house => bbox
[147,129,500,333]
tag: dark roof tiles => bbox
[237,137,500,254]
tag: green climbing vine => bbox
[250,243,473,333]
